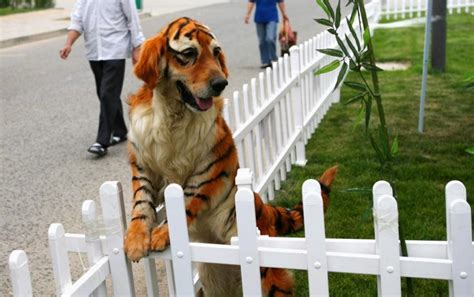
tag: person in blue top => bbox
[245,0,289,69]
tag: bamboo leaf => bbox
[350,4,358,24]
[323,0,335,20]
[314,60,341,75]
[362,63,384,72]
[363,27,371,46]
[314,18,333,27]
[346,17,361,50]
[344,81,367,92]
[352,104,365,131]
[391,134,399,155]
[466,147,474,155]
[316,0,331,19]
[327,28,337,35]
[336,35,350,57]
[317,48,343,57]
[334,62,348,90]
[349,59,359,71]
[344,92,365,105]
[345,34,359,60]
[335,0,341,28]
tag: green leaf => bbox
[314,60,341,75]
[344,92,366,105]
[316,0,331,19]
[314,18,333,27]
[391,134,399,155]
[345,34,359,60]
[327,28,337,35]
[323,0,335,19]
[335,0,341,28]
[346,17,361,50]
[363,27,371,46]
[352,104,365,131]
[350,4,358,24]
[344,81,367,92]
[362,63,384,72]
[466,147,474,154]
[349,59,359,71]
[339,187,371,193]
[360,49,371,62]
[334,62,348,90]
[336,35,350,57]
[365,95,372,131]
[317,48,343,57]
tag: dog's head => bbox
[134,17,228,112]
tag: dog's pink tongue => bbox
[195,97,213,111]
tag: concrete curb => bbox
[0,12,152,49]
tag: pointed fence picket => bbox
[382,0,472,19]
[222,0,379,201]
[8,175,474,296]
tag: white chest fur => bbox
[129,92,217,184]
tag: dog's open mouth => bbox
[176,81,213,111]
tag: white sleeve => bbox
[68,0,85,34]
[121,0,146,48]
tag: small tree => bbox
[314,0,397,168]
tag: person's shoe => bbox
[110,135,127,146]
[88,143,107,157]
[260,63,272,69]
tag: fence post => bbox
[99,181,135,296]
[289,45,307,167]
[374,193,401,296]
[48,223,72,295]
[165,183,195,296]
[372,181,393,295]
[235,168,262,296]
[302,179,329,295]
[82,200,107,297]
[447,199,473,296]
[9,250,33,297]
[445,181,472,296]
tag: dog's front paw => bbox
[150,225,170,251]
[124,220,151,262]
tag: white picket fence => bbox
[9,172,474,296]
[8,0,474,295]
[221,0,381,201]
[382,0,473,19]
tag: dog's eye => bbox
[213,47,221,57]
[176,48,197,66]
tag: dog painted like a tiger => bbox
[124,17,338,296]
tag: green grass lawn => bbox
[272,13,474,296]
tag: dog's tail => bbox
[254,165,338,236]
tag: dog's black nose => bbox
[210,78,228,94]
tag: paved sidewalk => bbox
[0,0,230,48]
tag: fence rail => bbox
[9,175,473,296]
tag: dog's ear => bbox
[217,51,228,78]
[319,165,338,189]
[134,34,165,88]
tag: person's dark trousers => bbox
[89,59,128,148]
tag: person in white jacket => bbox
[59,0,145,157]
